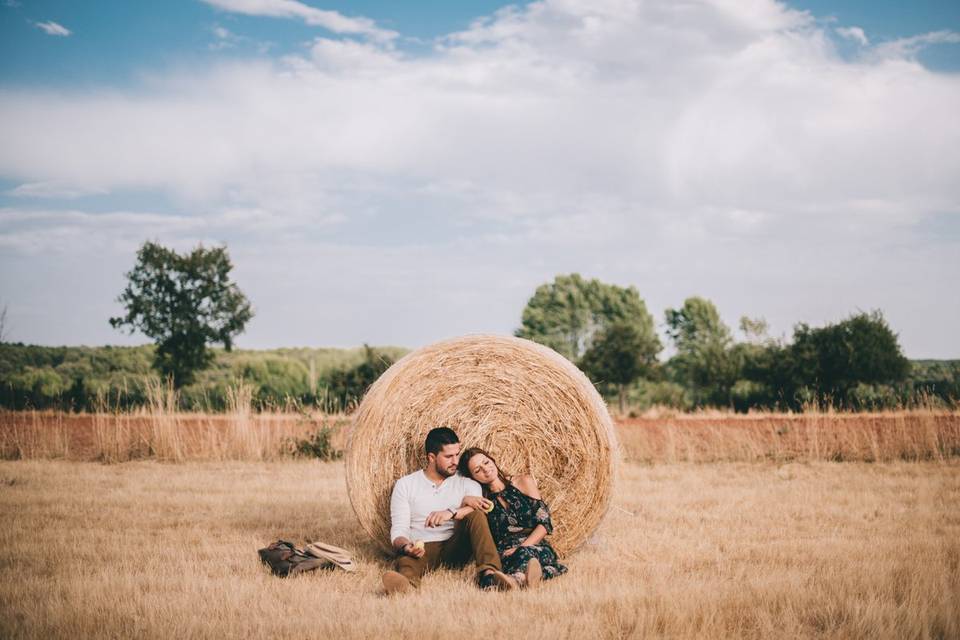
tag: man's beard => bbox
[437,464,456,478]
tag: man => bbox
[381,426,517,594]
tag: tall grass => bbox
[1,404,958,464]
[1,379,351,463]
[617,409,959,464]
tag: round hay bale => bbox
[345,334,618,556]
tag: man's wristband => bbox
[448,508,457,518]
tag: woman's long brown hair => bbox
[458,447,511,498]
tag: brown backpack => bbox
[257,540,329,577]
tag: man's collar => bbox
[422,467,450,487]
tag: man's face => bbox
[431,443,461,478]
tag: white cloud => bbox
[34,20,71,36]
[0,207,205,255]
[835,26,868,46]
[869,30,960,61]
[1,0,958,355]
[4,1,956,215]
[207,23,274,53]
[6,181,107,199]
[199,0,396,42]
[209,23,235,49]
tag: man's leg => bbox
[385,542,443,592]
[441,510,501,574]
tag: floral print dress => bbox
[486,482,567,580]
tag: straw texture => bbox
[345,334,618,556]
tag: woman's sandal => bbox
[479,569,518,591]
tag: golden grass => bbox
[0,410,351,462]
[0,459,957,639]
[617,411,960,464]
[2,409,958,465]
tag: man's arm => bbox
[389,479,422,557]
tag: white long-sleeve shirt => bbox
[389,470,483,544]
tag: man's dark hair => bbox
[425,427,459,456]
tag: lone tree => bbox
[579,321,659,415]
[516,273,660,361]
[110,241,253,388]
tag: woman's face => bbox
[466,453,498,485]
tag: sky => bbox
[1,0,958,358]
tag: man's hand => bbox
[462,496,493,511]
[393,537,425,558]
[425,510,454,528]
[503,547,517,557]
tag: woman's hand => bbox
[462,496,492,511]
[502,547,517,557]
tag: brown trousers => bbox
[396,510,501,587]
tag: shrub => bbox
[288,427,342,461]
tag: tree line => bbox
[0,243,956,413]
[516,274,959,413]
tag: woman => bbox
[458,447,567,589]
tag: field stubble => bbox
[0,459,957,639]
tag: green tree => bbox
[738,310,912,410]
[665,297,739,407]
[323,345,395,412]
[738,316,770,344]
[789,311,910,407]
[579,321,660,415]
[110,242,253,388]
[516,273,660,361]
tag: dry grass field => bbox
[2,409,959,464]
[1,458,958,639]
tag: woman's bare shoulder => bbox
[512,474,541,499]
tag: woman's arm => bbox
[514,475,555,538]
[450,505,474,520]
[520,524,548,547]
[512,474,542,499]
[460,495,491,511]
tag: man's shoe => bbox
[525,558,542,589]
[479,569,518,591]
[382,570,413,595]
[478,571,497,590]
